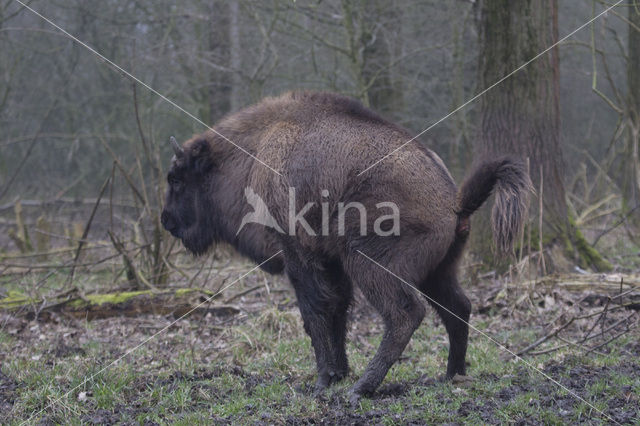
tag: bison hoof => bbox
[313,380,328,396]
[316,369,346,390]
[329,369,347,385]
[451,374,474,386]
[347,389,362,407]
[313,387,328,401]
[348,381,373,407]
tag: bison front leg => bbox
[285,259,345,391]
[328,282,352,382]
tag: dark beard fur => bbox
[181,225,216,256]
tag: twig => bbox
[98,136,145,203]
[109,161,116,233]
[0,245,105,260]
[0,197,136,212]
[592,203,640,246]
[516,316,575,356]
[585,320,636,355]
[108,231,143,290]
[555,335,607,357]
[581,296,610,343]
[618,277,624,305]
[538,164,546,275]
[162,252,190,280]
[591,312,636,342]
[67,174,111,292]
[224,284,263,304]
[529,343,569,356]
[1,254,123,270]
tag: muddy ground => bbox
[0,272,638,424]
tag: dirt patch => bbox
[1,274,638,424]
[457,398,499,423]
[79,408,140,425]
[0,371,19,418]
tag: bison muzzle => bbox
[161,91,532,403]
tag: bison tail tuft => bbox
[457,156,533,253]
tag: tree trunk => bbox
[361,1,405,120]
[340,0,369,106]
[228,0,242,112]
[622,1,640,212]
[449,3,474,174]
[207,0,231,123]
[473,0,610,271]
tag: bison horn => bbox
[170,136,184,157]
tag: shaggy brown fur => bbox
[161,91,532,401]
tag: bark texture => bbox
[623,1,640,210]
[473,0,610,270]
[477,0,565,229]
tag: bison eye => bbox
[168,176,183,191]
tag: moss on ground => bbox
[568,215,613,272]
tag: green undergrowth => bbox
[1,308,637,425]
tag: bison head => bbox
[161,136,216,255]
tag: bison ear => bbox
[190,139,214,174]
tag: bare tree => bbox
[623,1,640,213]
[474,0,611,271]
[228,0,242,111]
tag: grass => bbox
[0,264,638,424]
[1,305,637,425]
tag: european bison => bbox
[161,91,531,402]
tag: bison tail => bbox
[456,157,533,253]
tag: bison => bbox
[161,91,531,403]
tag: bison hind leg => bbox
[421,267,471,379]
[345,262,426,400]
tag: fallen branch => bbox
[0,197,137,212]
[0,288,239,321]
[512,273,640,310]
[514,273,639,292]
